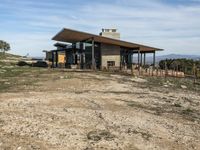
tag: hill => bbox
[155,54,200,62]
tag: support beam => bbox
[65,50,68,68]
[130,51,133,64]
[144,53,146,66]
[52,51,54,68]
[92,37,95,70]
[55,51,58,67]
[153,51,156,68]
[82,53,86,69]
[138,50,140,71]
[131,51,134,74]
[73,52,75,64]
[140,53,143,67]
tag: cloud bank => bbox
[0,0,200,56]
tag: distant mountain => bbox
[155,54,200,62]
[137,54,200,64]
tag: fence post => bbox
[165,60,168,80]
[193,63,197,84]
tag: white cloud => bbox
[0,0,200,56]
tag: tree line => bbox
[0,40,10,54]
[159,58,200,75]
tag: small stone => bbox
[60,76,64,79]
[17,146,22,150]
[181,85,187,89]
[163,84,169,88]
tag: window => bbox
[107,61,115,67]
[105,29,110,32]
[112,29,117,32]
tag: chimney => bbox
[99,28,120,39]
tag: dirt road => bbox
[0,70,199,150]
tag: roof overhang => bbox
[52,28,163,52]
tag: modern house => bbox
[45,28,163,70]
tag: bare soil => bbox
[0,70,199,150]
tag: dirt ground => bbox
[0,69,199,150]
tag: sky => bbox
[0,0,200,57]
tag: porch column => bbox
[65,50,68,68]
[131,51,134,74]
[120,50,122,70]
[92,38,96,70]
[52,51,54,68]
[144,53,146,66]
[82,53,86,69]
[140,53,143,67]
[130,51,133,64]
[153,51,156,68]
[138,50,140,71]
[55,51,58,68]
[80,42,85,69]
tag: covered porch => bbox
[49,28,162,71]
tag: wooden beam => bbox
[153,51,156,68]
[55,51,58,67]
[52,51,54,68]
[138,50,140,70]
[65,50,68,68]
[92,37,95,70]
[144,53,146,66]
[140,53,143,67]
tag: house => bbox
[45,28,163,70]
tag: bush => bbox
[17,61,31,66]
[33,61,48,68]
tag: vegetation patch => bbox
[182,108,193,115]
[0,63,48,92]
[127,128,152,141]
[87,130,115,142]
[174,103,182,107]
[143,76,200,92]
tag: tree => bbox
[0,40,10,54]
[159,58,200,75]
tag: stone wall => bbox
[101,43,121,69]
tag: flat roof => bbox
[52,28,163,52]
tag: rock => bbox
[17,146,22,150]
[181,85,187,89]
[163,85,169,88]
[60,76,64,79]
[131,77,147,83]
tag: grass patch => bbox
[127,128,152,141]
[87,130,115,142]
[174,103,182,107]
[0,64,48,92]
[143,76,200,92]
[182,108,193,114]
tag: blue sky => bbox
[0,0,200,57]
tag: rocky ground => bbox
[0,69,200,150]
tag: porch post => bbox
[80,42,83,69]
[65,50,68,68]
[55,51,58,68]
[52,51,54,68]
[130,51,133,64]
[153,51,156,68]
[138,50,140,71]
[144,53,146,66]
[131,50,134,74]
[92,37,95,70]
